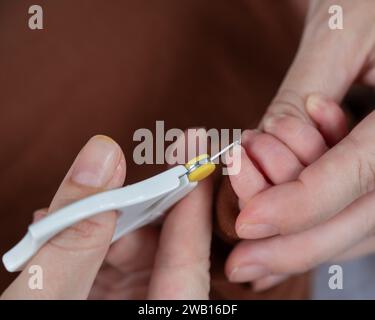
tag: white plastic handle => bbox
[3,165,197,272]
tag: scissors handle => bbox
[3,165,196,272]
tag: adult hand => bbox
[1,135,212,299]
[226,0,375,290]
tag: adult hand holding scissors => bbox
[1,135,212,299]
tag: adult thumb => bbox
[258,19,368,159]
[2,135,126,299]
[262,17,367,125]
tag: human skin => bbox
[225,0,375,291]
[0,0,309,298]
[1,136,212,299]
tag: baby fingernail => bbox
[306,94,331,114]
[71,135,121,188]
[263,114,285,131]
[229,265,268,283]
[240,130,252,145]
[237,223,278,239]
[263,117,275,130]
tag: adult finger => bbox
[2,135,126,299]
[227,190,375,282]
[148,179,213,299]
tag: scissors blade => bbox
[210,140,240,162]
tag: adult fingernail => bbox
[253,274,288,292]
[71,135,121,187]
[237,223,278,239]
[229,265,268,283]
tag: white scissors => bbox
[2,141,239,272]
